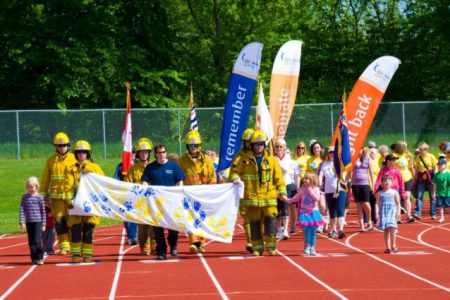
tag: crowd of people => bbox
[19,131,450,264]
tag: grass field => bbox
[0,158,121,234]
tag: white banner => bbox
[70,173,244,243]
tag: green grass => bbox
[0,158,122,234]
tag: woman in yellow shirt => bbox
[392,141,415,223]
[292,141,310,233]
[306,141,323,174]
[413,142,437,220]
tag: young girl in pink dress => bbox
[287,172,325,256]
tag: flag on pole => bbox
[333,90,352,188]
[256,82,274,143]
[330,56,401,164]
[121,82,133,176]
[189,84,199,131]
[269,40,302,141]
[218,42,263,171]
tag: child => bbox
[432,159,450,223]
[376,175,401,254]
[42,199,56,255]
[287,172,325,256]
[19,176,46,265]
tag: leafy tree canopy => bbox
[0,0,448,109]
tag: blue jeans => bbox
[414,181,436,217]
[123,222,138,240]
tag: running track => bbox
[1,212,449,299]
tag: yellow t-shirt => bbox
[395,153,413,182]
[377,154,385,170]
[414,153,437,173]
[306,156,322,173]
[296,154,310,179]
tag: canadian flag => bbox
[121,83,133,176]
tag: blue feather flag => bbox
[333,90,352,190]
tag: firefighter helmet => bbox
[73,140,92,152]
[185,130,202,145]
[250,130,267,144]
[136,138,153,151]
[241,128,255,141]
[53,132,70,145]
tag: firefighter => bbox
[40,132,76,255]
[178,130,216,253]
[230,128,254,252]
[231,130,287,256]
[65,140,104,263]
[124,137,156,256]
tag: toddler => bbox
[287,172,325,256]
[376,175,400,254]
[19,176,46,265]
[432,159,450,223]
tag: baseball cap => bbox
[438,159,447,165]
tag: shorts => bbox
[351,185,370,203]
[436,196,450,209]
[404,179,413,192]
[277,200,289,217]
[278,183,297,217]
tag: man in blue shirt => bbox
[142,144,185,260]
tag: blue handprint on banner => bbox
[143,187,155,197]
[182,196,207,229]
[90,193,100,203]
[193,201,202,212]
[199,210,206,221]
[83,201,92,213]
[183,197,190,209]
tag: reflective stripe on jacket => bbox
[40,152,76,199]
[178,152,216,185]
[231,150,286,207]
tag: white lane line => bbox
[417,223,450,254]
[197,252,229,300]
[0,235,7,239]
[0,226,122,300]
[277,250,348,300]
[196,224,245,299]
[108,228,130,300]
[0,242,28,251]
[411,221,450,232]
[380,228,450,254]
[0,266,37,300]
[341,232,450,293]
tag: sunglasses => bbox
[254,143,265,147]
[56,144,69,148]
[75,150,88,154]
[297,146,305,149]
[188,144,199,148]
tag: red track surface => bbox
[1,208,449,300]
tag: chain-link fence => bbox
[1,101,449,159]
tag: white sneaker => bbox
[304,246,310,255]
[439,216,444,223]
[316,227,323,233]
[283,229,289,240]
[276,227,284,239]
